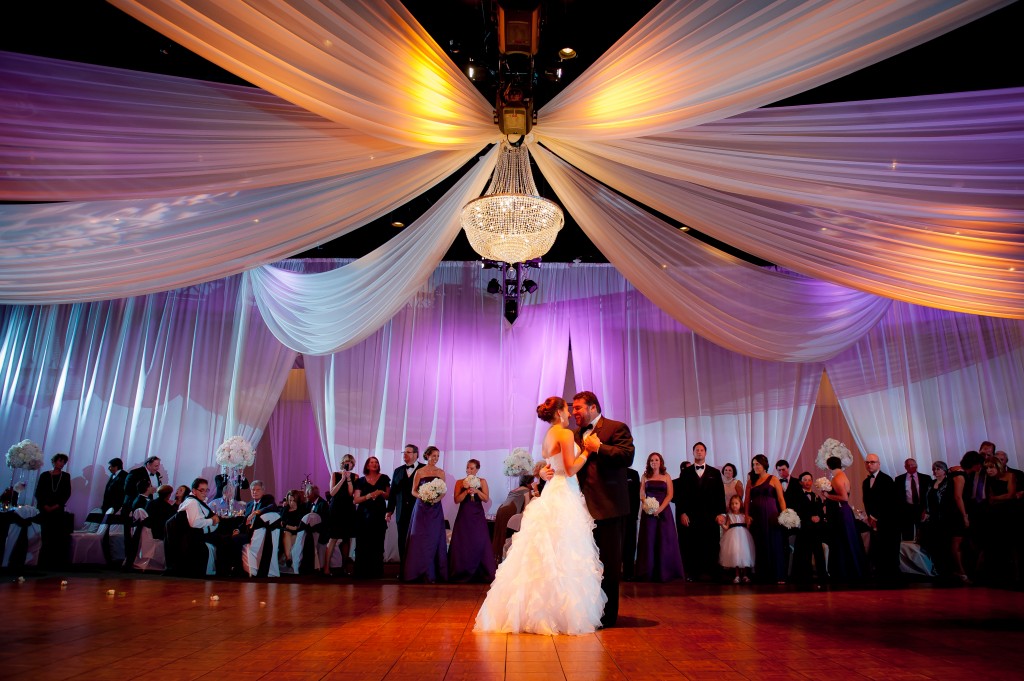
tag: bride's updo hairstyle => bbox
[537,396,566,423]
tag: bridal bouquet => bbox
[642,496,660,516]
[503,447,533,476]
[6,440,44,470]
[777,508,801,529]
[814,477,833,493]
[215,435,255,469]
[815,438,853,470]
[463,474,481,490]
[418,478,447,505]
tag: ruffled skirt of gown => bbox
[474,474,606,635]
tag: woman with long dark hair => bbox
[353,456,390,578]
[635,452,684,582]
[744,453,787,584]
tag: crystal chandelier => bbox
[460,141,564,264]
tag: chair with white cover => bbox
[242,511,282,577]
[107,509,126,564]
[291,511,321,574]
[316,534,346,571]
[131,508,165,571]
[2,505,41,568]
[501,512,524,561]
[70,507,110,564]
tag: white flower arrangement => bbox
[777,508,801,529]
[418,478,447,505]
[463,475,481,489]
[215,435,255,469]
[815,438,853,470]
[814,477,833,493]
[642,496,660,516]
[6,440,44,470]
[503,447,533,476]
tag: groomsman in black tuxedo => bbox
[791,472,827,583]
[679,442,726,581]
[776,459,801,575]
[567,391,635,627]
[894,458,932,541]
[103,458,128,513]
[623,467,641,581]
[386,444,423,579]
[124,456,162,510]
[863,453,900,579]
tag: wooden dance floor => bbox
[3,575,1023,681]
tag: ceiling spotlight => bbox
[487,278,501,295]
[522,279,538,294]
[391,220,405,228]
[558,47,577,60]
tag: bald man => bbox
[862,454,900,580]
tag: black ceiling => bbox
[2,1,1020,265]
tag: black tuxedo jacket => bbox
[793,488,826,536]
[103,469,128,512]
[626,468,641,521]
[387,462,425,525]
[679,464,726,523]
[893,472,933,510]
[575,416,636,520]
[863,471,895,523]
[307,497,329,519]
[244,495,277,517]
[124,466,161,508]
[145,497,176,540]
[780,477,802,512]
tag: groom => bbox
[545,390,635,627]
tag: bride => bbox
[474,396,606,635]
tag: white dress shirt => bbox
[180,495,216,533]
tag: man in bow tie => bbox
[678,442,725,581]
[791,472,827,583]
[863,453,900,580]
[776,459,802,576]
[386,444,423,579]
[124,456,162,511]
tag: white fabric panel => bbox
[538,0,1011,140]
[531,143,892,362]
[0,148,479,304]
[563,266,824,480]
[247,146,498,355]
[825,302,1024,474]
[0,51,426,201]
[110,0,497,148]
[541,139,1024,319]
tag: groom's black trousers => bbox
[594,516,624,627]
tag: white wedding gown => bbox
[474,446,606,635]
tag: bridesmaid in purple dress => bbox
[635,453,685,582]
[403,446,449,583]
[745,454,788,584]
[448,458,497,582]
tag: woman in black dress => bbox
[353,456,390,578]
[323,454,358,575]
[280,490,305,564]
[35,452,72,568]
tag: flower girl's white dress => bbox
[474,446,606,635]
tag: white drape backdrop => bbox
[825,302,1024,474]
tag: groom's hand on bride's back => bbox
[539,465,555,482]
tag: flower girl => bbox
[719,494,756,583]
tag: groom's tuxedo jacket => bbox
[575,416,635,520]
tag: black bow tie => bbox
[869,473,875,479]
[695,465,704,470]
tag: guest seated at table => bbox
[492,474,534,564]
[207,483,236,515]
[305,485,328,518]
[279,490,304,564]
[172,485,190,511]
[221,480,277,576]
[177,477,220,577]
[132,484,156,512]
[145,485,176,540]
[36,452,73,569]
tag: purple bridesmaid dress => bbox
[402,476,448,583]
[635,480,685,582]
[749,477,787,582]
[447,488,497,582]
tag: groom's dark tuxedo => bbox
[679,463,726,580]
[575,415,635,627]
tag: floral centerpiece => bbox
[778,508,801,529]
[215,435,255,469]
[463,474,481,490]
[642,496,660,516]
[418,478,447,505]
[6,440,44,471]
[503,447,533,476]
[814,477,833,493]
[815,438,853,470]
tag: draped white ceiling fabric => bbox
[0,147,478,304]
[537,0,1012,140]
[109,0,498,149]
[247,147,497,355]
[531,142,892,362]
[0,52,427,201]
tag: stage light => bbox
[487,278,501,294]
[558,47,577,60]
[522,279,538,294]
